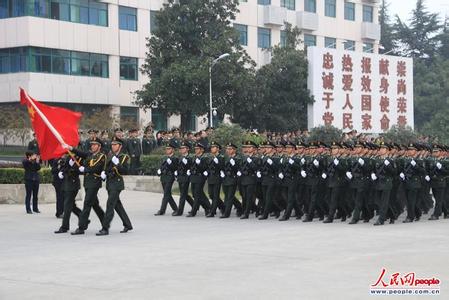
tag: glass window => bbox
[344,1,355,21]
[51,0,70,21]
[120,56,138,80]
[51,49,70,74]
[363,42,374,53]
[71,51,90,76]
[258,0,270,5]
[119,5,137,31]
[325,37,336,48]
[0,0,9,18]
[281,0,295,10]
[150,10,159,33]
[344,40,355,51]
[363,5,373,22]
[88,1,107,26]
[280,30,286,47]
[11,0,26,17]
[234,24,247,46]
[325,0,336,18]
[258,27,271,49]
[304,0,316,13]
[151,109,167,131]
[90,53,108,77]
[33,0,50,18]
[304,34,316,47]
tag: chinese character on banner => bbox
[322,72,334,90]
[379,59,390,76]
[397,115,407,127]
[379,78,389,93]
[343,113,353,129]
[397,79,407,95]
[361,57,372,74]
[322,112,334,125]
[322,92,334,109]
[380,114,390,131]
[323,52,334,69]
[380,96,390,113]
[342,94,354,110]
[397,61,406,77]
[397,97,407,113]
[362,113,372,130]
[361,75,372,92]
[342,54,353,72]
[361,95,372,111]
[342,74,353,91]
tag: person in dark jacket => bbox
[27,134,40,155]
[22,151,41,214]
[49,157,64,218]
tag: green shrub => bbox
[140,155,164,175]
[307,125,343,145]
[0,168,52,184]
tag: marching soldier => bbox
[206,141,225,217]
[173,141,195,216]
[54,153,83,233]
[155,140,179,215]
[220,143,243,218]
[187,142,211,217]
[279,142,300,221]
[96,137,133,236]
[127,128,142,175]
[258,141,281,220]
[64,138,106,235]
[239,140,261,219]
[427,145,447,220]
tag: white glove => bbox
[301,170,307,178]
[313,159,319,167]
[425,175,430,182]
[69,159,75,167]
[411,160,416,167]
[399,172,405,180]
[280,158,284,164]
[333,158,339,166]
[278,173,284,179]
[187,170,191,176]
[157,169,161,175]
[247,157,252,163]
[267,158,273,165]
[220,171,225,178]
[346,171,353,180]
[112,156,119,165]
[288,158,294,165]
[230,158,235,166]
[358,158,365,166]
[371,173,377,181]
[237,171,242,177]
[182,158,188,165]
[384,159,390,166]
[166,158,172,165]
[213,157,219,164]
[321,173,327,179]
[436,162,442,170]
[100,171,106,180]
[301,158,305,164]
[79,166,85,173]
[256,171,262,178]
[174,170,178,177]
[58,171,64,179]
[203,171,208,176]
[195,158,201,165]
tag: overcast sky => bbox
[388,0,449,23]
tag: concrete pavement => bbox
[0,189,448,300]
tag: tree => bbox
[379,0,396,54]
[232,23,313,131]
[393,0,442,58]
[0,104,31,146]
[307,125,342,145]
[80,106,114,131]
[135,0,255,131]
[382,125,418,145]
[437,17,449,59]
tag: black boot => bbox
[348,219,358,224]
[54,228,68,234]
[96,228,109,236]
[428,215,439,221]
[120,227,133,233]
[323,217,333,223]
[373,219,384,226]
[279,215,289,221]
[258,215,268,220]
[154,211,164,216]
[71,228,85,235]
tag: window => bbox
[120,56,138,80]
[51,49,71,74]
[151,109,167,131]
[325,37,336,48]
[120,106,139,125]
[119,5,137,31]
[363,5,373,22]
[304,0,316,13]
[0,48,28,73]
[234,24,248,46]
[88,1,107,26]
[280,30,286,47]
[90,53,108,77]
[304,34,316,47]
[344,1,355,21]
[258,27,271,49]
[363,42,374,53]
[70,51,90,75]
[257,0,270,5]
[281,0,295,10]
[29,47,52,73]
[325,0,336,18]
[0,0,8,19]
[344,40,355,51]
[51,0,70,21]
[70,0,89,24]
[150,10,159,33]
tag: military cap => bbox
[114,128,123,133]
[87,129,99,134]
[90,137,104,147]
[275,141,286,148]
[194,142,206,149]
[166,140,179,149]
[171,128,180,133]
[308,141,317,149]
[242,140,258,148]
[111,136,124,145]
[330,142,341,149]
[226,142,238,149]
[354,141,365,148]
[210,141,222,149]
[267,141,276,148]
[296,141,306,148]
[407,143,417,150]
[432,144,442,152]
[285,141,296,149]
[128,128,138,133]
[180,140,192,149]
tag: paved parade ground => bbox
[0,190,448,300]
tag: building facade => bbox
[0,0,380,132]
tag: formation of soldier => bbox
[155,139,449,225]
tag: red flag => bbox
[20,88,82,160]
